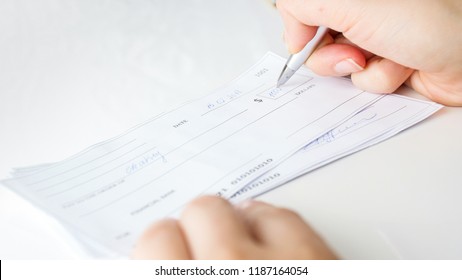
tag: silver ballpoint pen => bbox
[276,26,329,87]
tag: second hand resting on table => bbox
[133,196,336,259]
[133,0,462,259]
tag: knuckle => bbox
[141,218,177,240]
[181,196,229,219]
[351,72,394,93]
[250,203,302,221]
[351,62,404,94]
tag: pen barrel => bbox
[286,26,328,71]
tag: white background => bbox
[1,0,461,259]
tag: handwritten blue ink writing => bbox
[303,111,378,151]
[207,89,242,110]
[268,87,282,98]
[125,150,167,175]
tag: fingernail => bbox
[334,58,364,75]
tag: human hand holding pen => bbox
[277,0,462,106]
[132,1,462,260]
[277,26,329,87]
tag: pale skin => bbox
[133,0,462,259]
[278,0,462,106]
[133,196,336,259]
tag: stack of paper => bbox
[0,53,442,258]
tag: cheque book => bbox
[0,52,442,257]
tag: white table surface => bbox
[1,0,461,259]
